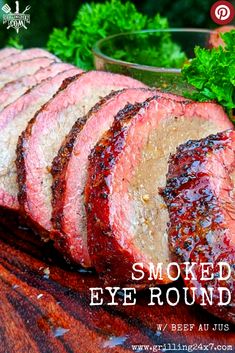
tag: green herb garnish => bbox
[47,0,186,70]
[182,30,235,117]
[7,36,23,49]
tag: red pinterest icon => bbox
[210,1,235,25]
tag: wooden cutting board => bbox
[0,213,234,353]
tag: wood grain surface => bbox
[0,211,234,353]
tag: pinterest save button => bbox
[210,1,235,25]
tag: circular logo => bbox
[210,1,235,24]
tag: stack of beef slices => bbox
[0,47,234,323]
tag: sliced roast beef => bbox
[0,57,56,89]
[0,68,81,212]
[163,130,235,323]
[84,97,233,285]
[0,62,76,111]
[0,48,20,61]
[51,89,189,267]
[16,71,146,240]
[0,48,58,70]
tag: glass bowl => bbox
[93,28,213,94]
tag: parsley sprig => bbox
[182,31,235,116]
[47,0,186,70]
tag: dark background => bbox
[0,0,235,48]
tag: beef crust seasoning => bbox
[163,130,235,324]
[85,96,232,287]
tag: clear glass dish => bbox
[93,28,213,94]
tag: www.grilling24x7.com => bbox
[131,343,233,352]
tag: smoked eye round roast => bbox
[16,71,147,246]
[0,57,56,90]
[0,67,82,211]
[85,96,233,286]
[0,48,58,71]
[0,62,75,112]
[0,48,60,89]
[163,129,235,324]
[50,89,185,267]
[0,47,21,61]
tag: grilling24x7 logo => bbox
[2,1,31,33]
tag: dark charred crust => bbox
[51,116,87,177]
[59,72,85,91]
[114,102,141,122]
[51,149,72,229]
[16,131,29,207]
[51,88,188,239]
[51,92,122,177]
[14,70,84,237]
[16,71,86,207]
[84,98,155,283]
[50,109,102,229]
[21,72,85,130]
[15,134,48,239]
[85,96,233,290]
[50,90,118,230]
[50,88,154,234]
[88,90,124,115]
[16,123,50,239]
[113,93,189,125]
[163,129,235,323]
